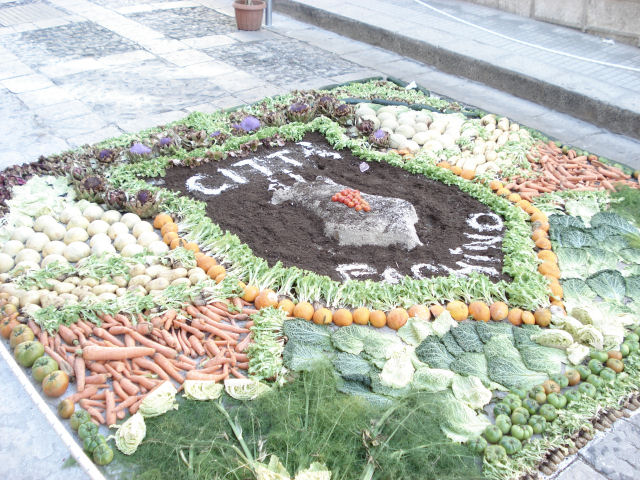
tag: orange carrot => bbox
[66,386,99,404]
[235,334,252,353]
[75,357,86,392]
[85,406,106,425]
[85,374,108,385]
[86,361,109,374]
[237,362,249,370]
[136,322,154,336]
[112,380,129,400]
[128,375,159,391]
[115,314,133,328]
[132,357,171,381]
[163,309,178,330]
[92,327,125,347]
[105,390,116,426]
[105,364,140,396]
[230,367,246,379]
[27,319,40,337]
[160,329,179,349]
[115,395,139,412]
[124,334,136,348]
[153,353,184,383]
[58,325,78,345]
[188,335,206,356]
[44,346,74,377]
[109,326,178,359]
[185,370,227,381]
[82,345,155,361]
[76,320,94,336]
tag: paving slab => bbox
[273,0,640,141]
[579,419,640,480]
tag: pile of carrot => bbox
[31,297,257,426]
[502,141,638,201]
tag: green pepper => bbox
[493,403,511,417]
[495,414,512,434]
[578,382,597,398]
[590,350,609,363]
[511,388,527,400]
[521,424,533,440]
[92,443,114,466]
[539,404,558,422]
[546,393,567,409]
[550,373,569,388]
[483,425,503,444]
[620,343,630,358]
[78,421,98,440]
[588,359,604,374]
[70,409,92,431]
[587,374,604,389]
[522,398,539,415]
[511,407,530,425]
[509,424,525,440]
[599,366,617,383]
[576,365,591,381]
[529,385,547,404]
[484,445,507,464]
[499,436,522,455]
[502,393,522,410]
[564,389,582,404]
[468,436,488,454]
[528,415,547,434]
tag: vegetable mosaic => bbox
[1,79,640,480]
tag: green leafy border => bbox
[105,113,549,310]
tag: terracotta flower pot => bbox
[233,0,266,31]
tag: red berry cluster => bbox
[331,188,371,212]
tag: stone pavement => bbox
[1,0,640,478]
[274,0,640,141]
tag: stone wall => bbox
[463,0,640,46]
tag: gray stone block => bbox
[555,459,608,480]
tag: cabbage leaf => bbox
[139,381,178,418]
[518,343,566,375]
[555,247,589,278]
[114,412,146,455]
[530,329,574,349]
[626,275,640,299]
[485,335,548,390]
[431,311,458,337]
[450,321,484,353]
[333,352,371,385]
[433,392,491,443]
[411,367,455,392]
[224,378,271,400]
[183,380,224,401]
[397,317,432,346]
[380,348,415,389]
[331,325,366,354]
[590,211,638,235]
[586,270,626,303]
[451,375,492,410]
[562,278,595,301]
[283,319,332,350]
[586,248,620,275]
[415,338,455,369]
[567,343,590,365]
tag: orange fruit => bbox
[446,301,469,321]
[429,304,445,318]
[537,250,557,263]
[460,169,475,180]
[161,222,178,236]
[407,304,430,320]
[496,188,511,196]
[312,308,333,325]
[207,264,226,279]
[507,308,523,326]
[531,211,548,223]
[170,238,187,249]
[333,309,353,327]
[538,262,560,279]
[507,193,522,203]
[489,180,503,191]
[163,232,179,245]
[369,310,387,328]
[549,281,563,300]
[437,161,452,169]
[278,299,295,316]
[490,301,509,321]
[214,272,226,283]
[451,166,463,176]
[153,213,172,229]
[521,311,535,325]
[254,289,278,310]
[293,301,314,321]
[386,308,408,330]
[352,307,370,325]
[534,308,552,327]
[242,285,259,303]
[183,242,200,253]
[197,255,217,272]
[535,237,552,250]
[532,229,548,242]
[468,301,490,322]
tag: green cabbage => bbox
[431,311,458,337]
[380,348,415,389]
[183,380,224,401]
[485,335,548,390]
[530,329,574,349]
[139,381,178,418]
[114,412,146,455]
[586,248,620,275]
[451,375,492,410]
[224,378,271,400]
[294,463,331,480]
[590,211,638,234]
[564,198,601,224]
[411,367,455,392]
[283,319,332,350]
[397,317,432,346]
[450,322,483,353]
[518,344,566,375]
[433,392,491,443]
[567,343,590,365]
[333,352,371,384]
[415,338,455,369]
[562,278,595,301]
[586,270,626,303]
[331,325,366,354]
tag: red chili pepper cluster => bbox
[331,188,371,212]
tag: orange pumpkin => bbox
[468,301,490,322]
[293,302,314,321]
[333,309,353,327]
[254,289,278,310]
[153,213,172,229]
[352,307,370,325]
[369,310,387,328]
[242,285,260,303]
[507,308,523,326]
[407,304,430,320]
[312,308,333,325]
[489,302,509,321]
[386,308,408,330]
[446,301,469,321]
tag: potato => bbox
[101,210,122,224]
[108,222,129,240]
[129,264,146,277]
[83,204,104,222]
[80,278,99,288]
[121,243,144,257]
[92,284,118,295]
[54,282,75,294]
[171,278,191,286]
[121,213,141,230]
[65,276,80,286]
[115,288,127,297]
[67,216,90,230]
[127,285,147,296]
[11,226,35,243]
[132,221,153,238]
[63,242,90,262]
[404,140,420,153]
[87,220,110,236]
[129,275,152,288]
[19,290,41,307]
[395,124,416,139]
[147,277,169,291]
[16,248,41,264]
[3,240,24,256]
[145,265,169,278]
[98,292,117,301]
[92,243,116,256]
[189,271,209,284]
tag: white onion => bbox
[3,240,24,256]
[64,242,91,262]
[59,207,82,224]
[42,241,66,257]
[87,220,110,236]
[43,222,66,241]
[107,222,129,240]
[137,231,160,247]
[15,260,40,272]
[101,210,122,224]
[67,216,89,230]
[15,248,41,264]
[114,233,137,251]
[91,243,116,256]
[132,221,153,238]
[11,226,35,243]
[0,253,14,273]
[121,213,141,230]
[25,232,50,252]
[90,233,112,248]
[147,241,169,255]
[41,254,68,268]
[64,227,89,245]
[121,243,144,257]
[83,204,104,222]
[34,215,57,232]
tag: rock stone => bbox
[555,460,608,480]
[271,177,423,250]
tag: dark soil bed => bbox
[160,132,508,282]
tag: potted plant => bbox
[233,0,266,31]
